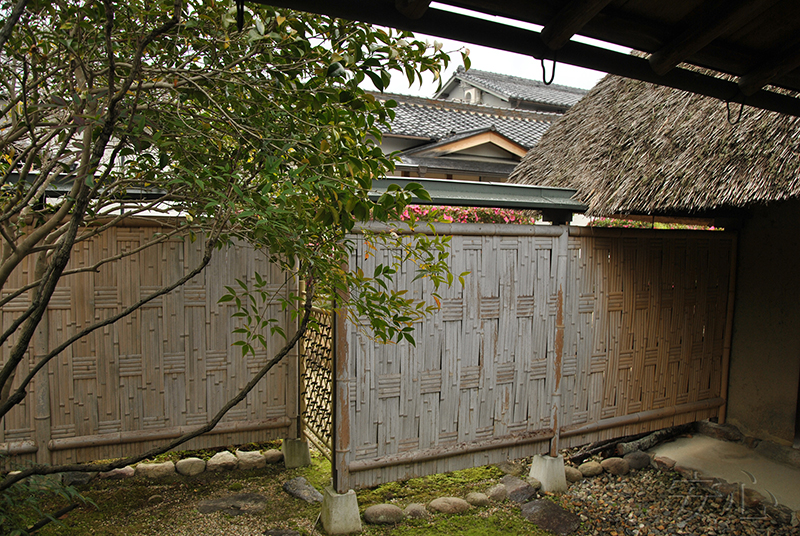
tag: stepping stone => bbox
[282,477,323,503]
[197,493,267,516]
[520,499,581,535]
[363,504,404,524]
[428,497,471,514]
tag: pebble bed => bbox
[563,468,799,536]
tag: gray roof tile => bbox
[443,67,588,108]
[375,93,554,149]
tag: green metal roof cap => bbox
[370,177,586,212]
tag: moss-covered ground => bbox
[23,442,558,536]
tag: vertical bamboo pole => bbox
[33,255,51,464]
[718,234,738,424]
[333,292,351,493]
[549,226,569,456]
[297,277,307,441]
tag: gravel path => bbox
[562,467,799,535]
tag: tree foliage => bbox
[0,0,457,528]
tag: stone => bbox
[263,449,284,464]
[695,420,744,443]
[525,477,543,491]
[600,457,629,475]
[496,460,525,476]
[62,471,98,486]
[282,438,312,469]
[765,503,793,526]
[791,510,799,527]
[486,484,508,501]
[134,461,175,479]
[673,464,696,479]
[236,449,266,470]
[282,476,323,503]
[207,451,238,472]
[578,461,603,477]
[653,455,676,471]
[321,486,362,534]
[428,497,471,514]
[529,455,567,493]
[623,450,651,470]
[99,466,135,480]
[404,503,430,519]
[175,457,206,476]
[197,492,267,516]
[520,499,581,536]
[363,503,404,524]
[500,475,538,503]
[465,492,490,507]
[564,466,583,483]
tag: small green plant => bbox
[0,465,94,535]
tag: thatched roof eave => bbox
[510,75,800,217]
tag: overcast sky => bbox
[382,2,630,98]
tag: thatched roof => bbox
[509,75,800,216]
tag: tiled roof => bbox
[376,93,554,149]
[441,66,588,108]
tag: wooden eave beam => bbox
[256,0,800,116]
[649,0,780,76]
[739,41,800,96]
[540,0,613,51]
[395,0,431,19]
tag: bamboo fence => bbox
[1,224,297,465]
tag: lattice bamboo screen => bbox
[336,226,733,490]
[1,225,297,465]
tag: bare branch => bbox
[0,0,31,52]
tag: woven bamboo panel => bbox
[1,225,297,465]
[337,227,733,490]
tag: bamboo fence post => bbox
[718,234,738,424]
[549,225,569,456]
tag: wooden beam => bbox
[395,0,430,19]
[540,0,613,51]
[649,0,780,76]
[256,0,800,116]
[739,41,800,96]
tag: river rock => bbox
[520,499,581,535]
[623,450,651,470]
[235,449,266,470]
[99,466,135,480]
[487,483,508,501]
[363,504,404,524]
[600,457,629,475]
[428,497,471,514]
[62,471,97,486]
[282,476,323,503]
[175,457,206,476]
[578,461,603,477]
[564,466,583,483]
[207,451,238,472]
[263,449,284,464]
[197,492,267,515]
[501,475,537,503]
[404,503,430,519]
[466,492,490,507]
[135,461,175,479]
[653,455,676,471]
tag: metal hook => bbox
[236,0,245,31]
[541,52,557,85]
[726,99,745,125]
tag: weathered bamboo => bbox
[560,398,725,438]
[47,417,291,451]
[0,439,38,455]
[718,234,739,423]
[348,428,555,473]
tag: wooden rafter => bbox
[395,0,431,19]
[648,0,780,76]
[540,0,613,51]
[739,41,800,96]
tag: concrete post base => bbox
[529,454,568,493]
[283,438,312,468]
[321,485,362,535]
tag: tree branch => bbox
[0,278,315,492]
